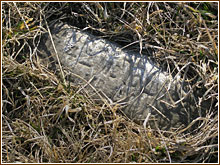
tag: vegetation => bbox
[2,2,218,163]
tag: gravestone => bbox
[38,22,204,130]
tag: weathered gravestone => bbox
[39,22,206,130]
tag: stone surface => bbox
[39,22,202,130]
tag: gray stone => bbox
[39,22,203,130]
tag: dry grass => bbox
[2,2,218,163]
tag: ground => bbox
[2,2,218,163]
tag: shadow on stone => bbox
[38,22,209,131]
